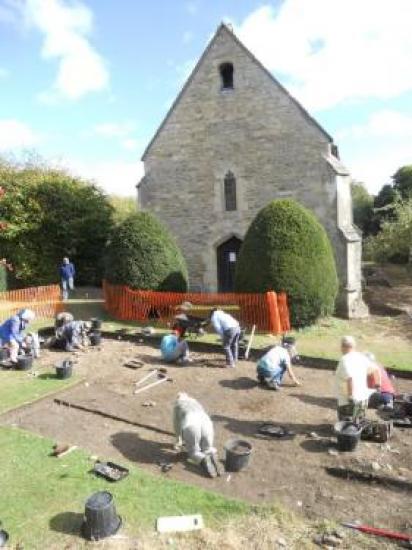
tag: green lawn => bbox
[0,426,249,550]
[0,367,81,415]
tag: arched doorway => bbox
[217,236,242,292]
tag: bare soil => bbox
[2,338,412,532]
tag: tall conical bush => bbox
[235,199,338,326]
[105,212,188,291]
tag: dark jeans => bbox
[369,391,394,408]
[337,400,367,422]
[222,327,240,367]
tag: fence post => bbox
[277,292,291,332]
[265,291,281,334]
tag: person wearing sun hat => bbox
[0,308,36,363]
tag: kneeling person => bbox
[257,336,301,390]
[0,309,36,364]
[365,352,395,411]
[173,392,220,477]
[161,326,190,364]
[57,320,90,351]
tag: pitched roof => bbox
[141,23,333,161]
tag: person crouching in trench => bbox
[256,336,301,390]
[160,324,191,365]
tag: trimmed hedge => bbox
[235,199,338,327]
[105,212,188,291]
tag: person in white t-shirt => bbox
[209,308,241,368]
[335,335,379,421]
[256,336,301,390]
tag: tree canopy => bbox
[0,158,114,287]
[351,181,374,235]
[393,165,412,200]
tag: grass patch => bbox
[289,316,412,371]
[0,426,249,549]
[0,367,81,415]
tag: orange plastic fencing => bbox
[0,284,63,321]
[103,280,290,334]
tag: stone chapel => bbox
[138,23,367,318]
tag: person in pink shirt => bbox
[365,352,396,411]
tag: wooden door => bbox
[217,236,242,292]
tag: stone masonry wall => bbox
[140,27,348,296]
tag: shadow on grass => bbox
[49,511,84,537]
[37,373,58,380]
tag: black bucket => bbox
[56,359,73,380]
[16,354,33,370]
[224,439,253,472]
[90,318,102,330]
[0,348,9,361]
[334,421,362,452]
[82,491,121,541]
[402,395,412,416]
[90,331,102,346]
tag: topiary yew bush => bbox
[235,199,338,327]
[105,211,188,291]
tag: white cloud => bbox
[0,119,42,150]
[235,1,412,111]
[335,110,412,193]
[348,142,412,195]
[185,1,198,15]
[337,110,412,140]
[66,157,144,196]
[92,121,142,152]
[19,0,109,100]
[94,122,135,139]
[122,139,140,152]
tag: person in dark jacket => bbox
[59,257,75,300]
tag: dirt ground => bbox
[2,337,412,532]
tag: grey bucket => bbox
[82,491,121,541]
[334,421,362,452]
[224,439,253,472]
[0,348,9,361]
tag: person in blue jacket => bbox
[160,325,191,364]
[59,257,75,300]
[0,309,36,363]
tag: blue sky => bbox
[1,0,412,196]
